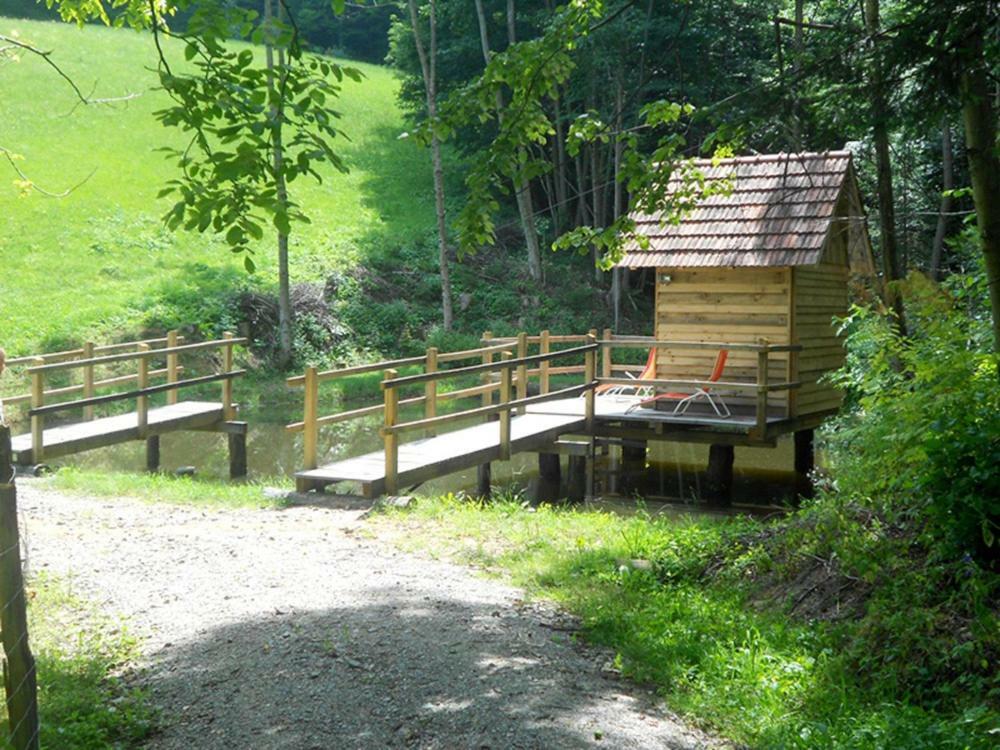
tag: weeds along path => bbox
[17,483,724,750]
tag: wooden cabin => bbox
[617,151,873,421]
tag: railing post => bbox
[137,343,150,435]
[584,334,596,432]
[166,330,179,406]
[303,366,319,471]
[424,346,438,436]
[515,331,528,414]
[539,330,550,395]
[222,332,235,420]
[601,327,612,380]
[756,344,769,438]
[481,331,493,411]
[29,359,44,463]
[82,341,95,421]
[383,369,399,495]
[499,352,511,460]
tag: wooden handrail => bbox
[2,366,184,407]
[4,334,185,368]
[382,343,597,390]
[600,337,803,353]
[28,370,245,417]
[26,337,246,374]
[593,377,802,392]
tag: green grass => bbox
[0,574,154,748]
[46,466,292,508]
[0,17,436,356]
[371,494,1000,749]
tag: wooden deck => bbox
[10,401,227,465]
[296,411,585,497]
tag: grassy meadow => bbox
[0,18,436,356]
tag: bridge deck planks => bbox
[10,401,226,464]
[296,411,586,497]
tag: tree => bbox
[406,0,454,330]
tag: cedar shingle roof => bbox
[617,151,858,268]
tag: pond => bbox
[35,398,810,509]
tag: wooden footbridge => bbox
[287,331,813,500]
[2,333,249,477]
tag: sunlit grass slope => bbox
[0,18,433,354]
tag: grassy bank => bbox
[0,574,153,748]
[371,494,1000,749]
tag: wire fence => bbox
[0,423,39,750]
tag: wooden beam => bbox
[499,354,511,460]
[137,343,150,436]
[30,358,44,463]
[539,330,550,395]
[425,346,438,435]
[383,369,399,495]
[82,341,95,420]
[303,366,319,471]
[28,336,247,374]
[166,330,179,405]
[222,332,235,420]
[516,332,528,414]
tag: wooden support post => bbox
[166,330,179,406]
[0,426,40,750]
[794,428,815,499]
[567,454,586,504]
[145,435,160,473]
[601,327,612,381]
[303,366,319,471]
[383,369,399,495]
[538,452,561,482]
[424,347,438,436]
[515,331,528,414]
[222,332,235,421]
[539,330,550,395]
[705,444,734,506]
[29,359,44,463]
[498,354,511,461]
[755,347,769,439]
[584,333,596,432]
[476,462,492,499]
[82,341,95,420]
[481,331,494,410]
[229,432,248,480]
[137,343,149,436]
[621,440,647,494]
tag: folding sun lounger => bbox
[626,349,731,418]
[593,348,657,399]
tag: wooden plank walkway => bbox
[296,411,585,497]
[10,401,226,464]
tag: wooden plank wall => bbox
[793,238,849,415]
[655,268,792,413]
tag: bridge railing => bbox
[8,333,245,461]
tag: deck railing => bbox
[4,332,245,461]
[286,331,802,493]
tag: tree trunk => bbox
[473,0,543,283]
[864,0,906,335]
[958,28,1000,368]
[407,0,453,330]
[930,119,954,281]
[266,0,294,368]
[611,73,624,330]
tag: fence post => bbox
[82,341,95,421]
[0,425,40,750]
[137,343,150,435]
[539,330,550,395]
[515,331,528,414]
[222,332,235,420]
[303,366,319,471]
[756,344,769,438]
[166,330,179,406]
[424,346,438,436]
[498,352,511,460]
[601,327,612,380]
[383,369,399,495]
[29,359,44,464]
[584,333,597,432]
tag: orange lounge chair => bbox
[627,349,731,418]
[594,348,657,398]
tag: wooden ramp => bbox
[11,401,226,465]
[296,412,585,497]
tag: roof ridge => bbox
[686,150,852,167]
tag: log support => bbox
[476,463,492,500]
[229,431,248,480]
[538,453,561,483]
[793,428,815,499]
[567,454,586,504]
[705,444,734,506]
[145,435,160,473]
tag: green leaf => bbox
[244,255,256,273]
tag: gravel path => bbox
[17,482,725,750]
